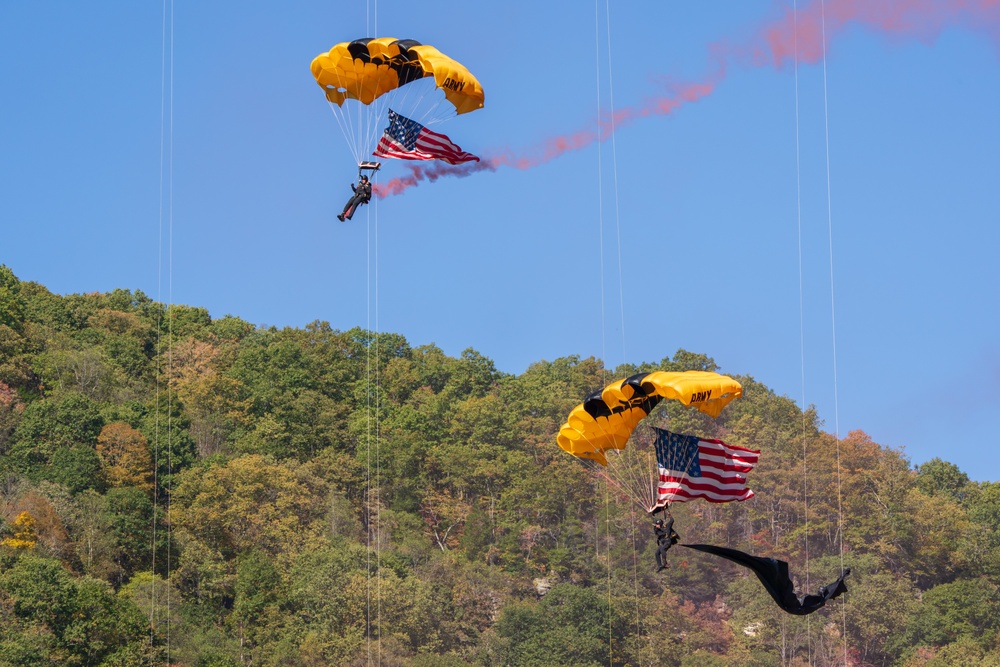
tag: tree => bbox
[0,265,26,332]
[494,584,621,666]
[65,490,118,581]
[97,422,154,492]
[0,381,24,454]
[420,489,472,551]
[168,337,250,458]
[0,555,150,664]
[230,550,287,664]
[903,578,1000,650]
[10,392,104,470]
[87,307,156,378]
[171,454,327,561]
[1,489,71,560]
[45,444,104,493]
[1,511,37,550]
[963,482,1000,578]
[916,458,971,503]
[38,337,120,399]
[105,487,165,583]
[0,554,76,635]
[842,553,919,666]
[4,270,1000,665]
[62,576,150,665]
[0,323,37,397]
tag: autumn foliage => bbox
[0,266,997,666]
[97,422,154,492]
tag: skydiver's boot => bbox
[337,214,345,221]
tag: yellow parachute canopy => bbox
[557,371,743,466]
[310,37,484,115]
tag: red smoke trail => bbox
[373,78,719,198]
[747,0,1000,67]
[374,0,999,199]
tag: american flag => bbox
[654,427,759,505]
[373,110,479,165]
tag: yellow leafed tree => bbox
[97,422,154,492]
[168,337,251,457]
[1,511,37,550]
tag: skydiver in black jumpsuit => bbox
[654,512,680,572]
[337,175,372,221]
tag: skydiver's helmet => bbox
[654,519,664,527]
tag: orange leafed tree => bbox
[97,422,154,492]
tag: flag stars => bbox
[655,429,703,477]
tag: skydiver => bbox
[654,511,680,572]
[337,174,372,221]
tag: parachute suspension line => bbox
[817,1,849,662]
[364,0,372,159]
[327,103,362,165]
[408,89,450,127]
[364,7,373,662]
[374,172,383,667]
[606,448,655,510]
[163,1,176,662]
[605,477,613,664]
[791,1,814,663]
[592,5,614,663]
[324,64,367,164]
[365,22,371,667]
[365,196,372,665]
[364,144,384,667]
[646,446,657,512]
[603,0,627,367]
[598,0,641,660]
[367,0,380,158]
[380,81,447,139]
[363,101,383,155]
[354,80,365,167]
[354,7,384,667]
[150,0,169,658]
[594,0,607,389]
[587,452,655,513]
[365,181,375,665]
[628,502,644,663]
[364,91,395,158]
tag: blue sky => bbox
[2,2,998,480]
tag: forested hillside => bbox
[1,264,998,667]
